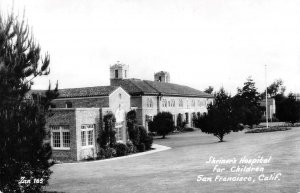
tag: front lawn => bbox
[45,128,300,193]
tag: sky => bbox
[1,0,300,95]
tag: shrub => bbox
[115,142,128,157]
[126,140,135,154]
[126,110,140,145]
[98,113,116,149]
[97,148,106,159]
[104,147,116,158]
[137,143,145,152]
[144,135,153,150]
[138,125,153,150]
[245,127,291,133]
[152,112,175,138]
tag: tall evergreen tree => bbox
[0,14,58,192]
[195,88,241,142]
[98,113,116,148]
[126,110,140,146]
[233,77,262,128]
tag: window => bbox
[81,124,95,147]
[171,99,175,107]
[115,69,118,78]
[125,70,127,78]
[146,98,153,108]
[191,99,195,107]
[168,101,171,107]
[65,102,72,108]
[179,99,183,107]
[88,130,93,145]
[162,99,167,107]
[50,125,70,149]
[119,93,122,99]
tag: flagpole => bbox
[265,64,268,128]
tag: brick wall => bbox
[46,109,77,161]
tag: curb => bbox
[54,144,171,166]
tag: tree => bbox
[195,88,242,142]
[204,86,214,94]
[126,110,153,151]
[266,79,286,98]
[176,113,184,129]
[276,93,300,124]
[98,113,116,148]
[152,112,174,139]
[233,77,262,128]
[0,14,58,192]
[126,110,140,146]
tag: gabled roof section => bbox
[113,79,213,98]
[29,86,119,99]
[57,86,118,98]
[144,80,213,98]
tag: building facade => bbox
[109,63,214,130]
[33,62,214,161]
[45,86,131,161]
[259,98,276,121]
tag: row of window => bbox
[50,124,124,150]
[50,126,71,149]
[161,98,207,108]
[50,124,95,149]
[53,98,210,109]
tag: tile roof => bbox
[57,86,118,98]
[113,79,214,98]
[30,80,213,98]
[30,86,119,98]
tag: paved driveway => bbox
[45,128,300,193]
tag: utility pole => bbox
[265,64,268,128]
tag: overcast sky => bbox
[1,0,300,94]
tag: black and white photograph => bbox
[0,0,299,192]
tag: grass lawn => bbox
[45,127,300,193]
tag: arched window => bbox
[162,99,167,107]
[171,99,175,107]
[147,98,153,108]
[179,99,183,107]
[191,99,195,107]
